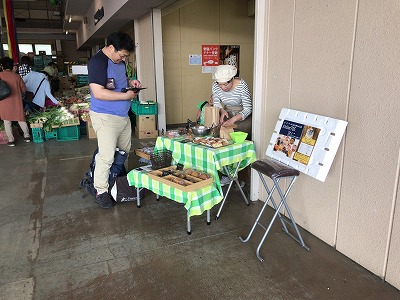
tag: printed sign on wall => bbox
[202,45,219,73]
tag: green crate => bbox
[57,125,80,141]
[132,100,157,115]
[45,129,57,140]
[32,128,44,143]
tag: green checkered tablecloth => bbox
[154,137,257,189]
[127,169,222,217]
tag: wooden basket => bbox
[148,166,213,192]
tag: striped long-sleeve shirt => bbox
[212,79,252,120]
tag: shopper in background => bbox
[23,70,59,112]
[211,64,252,137]
[0,57,31,146]
[43,62,60,93]
[17,56,32,78]
[88,31,141,209]
[12,63,18,73]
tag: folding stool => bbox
[240,157,309,262]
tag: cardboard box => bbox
[86,119,96,139]
[136,115,156,131]
[135,128,158,139]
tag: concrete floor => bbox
[0,135,399,300]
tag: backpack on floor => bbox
[80,148,128,198]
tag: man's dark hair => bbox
[20,55,31,65]
[1,57,14,70]
[107,32,134,52]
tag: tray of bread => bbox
[192,136,231,148]
[147,166,213,192]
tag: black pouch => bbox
[109,176,145,202]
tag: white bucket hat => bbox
[212,65,237,83]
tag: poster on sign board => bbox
[273,120,321,165]
[267,108,348,182]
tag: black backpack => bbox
[80,148,128,198]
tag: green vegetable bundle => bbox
[27,107,70,132]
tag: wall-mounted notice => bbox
[267,108,348,182]
[202,45,219,73]
[189,54,201,65]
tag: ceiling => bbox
[1,0,179,50]
[64,0,173,49]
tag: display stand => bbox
[240,108,347,261]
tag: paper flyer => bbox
[273,120,320,165]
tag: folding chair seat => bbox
[240,157,309,262]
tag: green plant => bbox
[27,107,68,132]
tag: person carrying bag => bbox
[23,77,45,102]
[0,77,11,100]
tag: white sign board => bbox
[266,108,348,182]
[71,65,88,75]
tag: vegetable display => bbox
[27,107,75,132]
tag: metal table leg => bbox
[215,162,249,220]
[136,187,141,208]
[187,215,191,235]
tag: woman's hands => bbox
[219,109,229,124]
[220,109,242,126]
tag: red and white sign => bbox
[202,45,219,66]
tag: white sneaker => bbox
[220,175,231,186]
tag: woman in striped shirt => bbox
[211,65,252,138]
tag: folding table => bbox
[154,136,257,218]
[127,167,222,234]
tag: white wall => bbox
[255,0,400,288]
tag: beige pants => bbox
[4,120,30,142]
[90,111,131,194]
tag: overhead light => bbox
[68,15,72,23]
[65,31,68,35]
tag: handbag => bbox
[0,78,11,100]
[24,78,45,102]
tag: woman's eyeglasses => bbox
[217,79,232,87]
